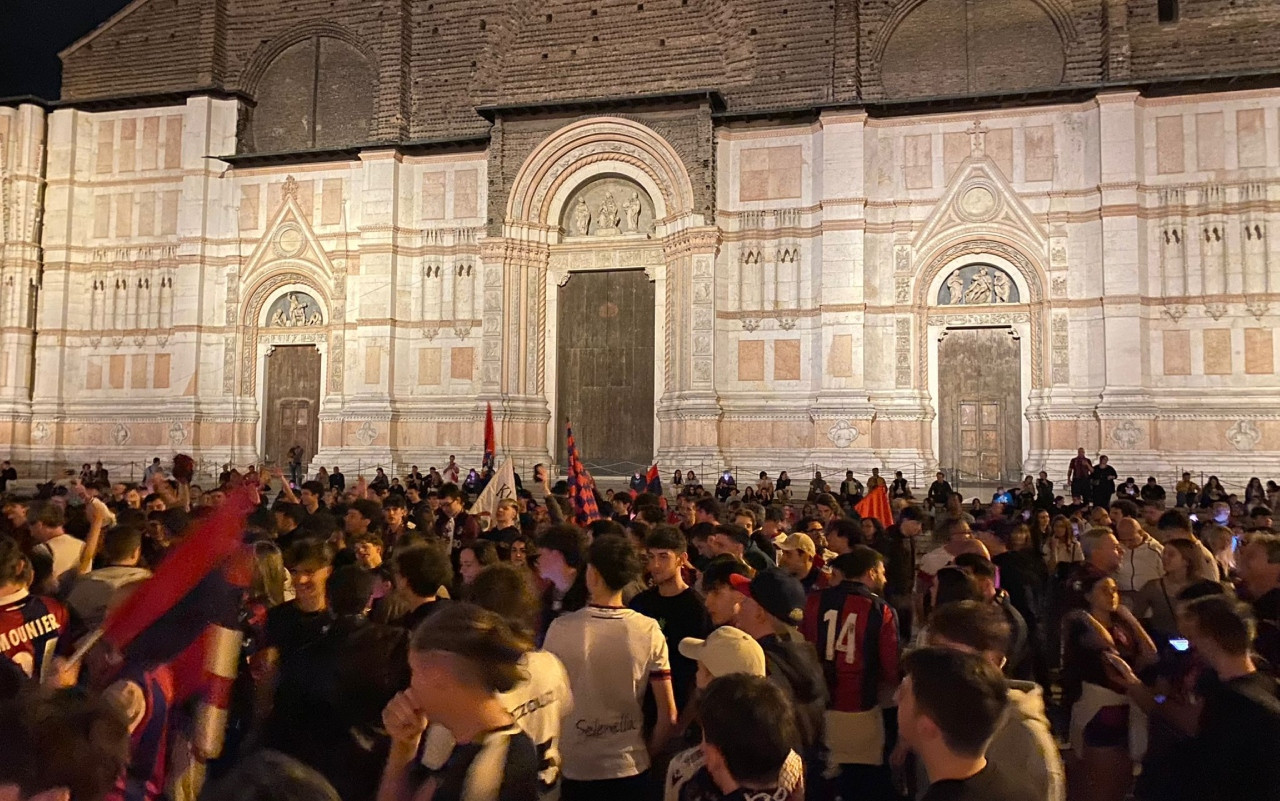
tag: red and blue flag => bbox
[565,421,602,526]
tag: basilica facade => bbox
[2,0,1280,484]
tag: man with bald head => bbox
[1114,517,1163,608]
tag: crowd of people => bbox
[1,450,1279,801]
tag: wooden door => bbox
[264,345,321,467]
[555,269,655,474]
[938,328,1022,484]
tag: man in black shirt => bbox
[630,526,712,712]
[896,647,1036,801]
[329,466,345,492]
[267,539,336,655]
[1108,595,1280,801]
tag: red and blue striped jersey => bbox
[0,590,68,682]
[801,580,900,713]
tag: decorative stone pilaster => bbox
[478,232,554,465]
[657,225,724,468]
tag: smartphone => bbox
[1169,637,1190,652]
[1188,514,1199,522]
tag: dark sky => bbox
[0,0,134,99]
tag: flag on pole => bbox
[645,463,663,495]
[855,485,894,530]
[482,402,496,473]
[565,421,602,526]
[469,456,516,522]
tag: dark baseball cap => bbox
[729,568,807,627]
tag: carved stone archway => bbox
[483,116,722,471]
[912,237,1050,474]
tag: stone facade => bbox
[3,0,1280,482]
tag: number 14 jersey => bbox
[800,580,900,713]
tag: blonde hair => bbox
[252,541,288,608]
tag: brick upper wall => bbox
[1127,0,1280,78]
[58,0,1280,147]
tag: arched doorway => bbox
[918,244,1048,482]
[550,176,659,473]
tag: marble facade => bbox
[3,87,1280,483]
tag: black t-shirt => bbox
[415,725,539,801]
[397,597,450,633]
[266,602,332,655]
[1195,671,1280,801]
[629,585,711,710]
[922,763,1037,801]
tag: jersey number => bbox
[11,637,59,681]
[822,609,857,664]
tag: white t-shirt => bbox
[39,534,85,594]
[543,604,670,781]
[421,649,574,800]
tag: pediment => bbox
[241,176,336,284]
[913,159,1047,251]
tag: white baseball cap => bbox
[678,626,767,678]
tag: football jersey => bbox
[0,589,69,682]
[801,580,899,713]
[543,605,670,781]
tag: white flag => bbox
[468,457,516,525]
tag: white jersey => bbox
[543,604,670,781]
[421,649,573,800]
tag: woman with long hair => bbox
[1062,572,1157,801]
[1044,515,1084,581]
[776,470,792,501]
[1200,475,1227,506]
[1245,476,1266,506]
[1029,507,1053,556]
[1131,538,1214,637]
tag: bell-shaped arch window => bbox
[250,35,375,153]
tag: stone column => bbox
[0,103,45,459]
[657,225,723,470]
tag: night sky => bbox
[1,0,134,100]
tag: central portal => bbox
[263,345,321,468]
[937,327,1023,484]
[555,269,655,474]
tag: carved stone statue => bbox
[269,292,321,327]
[596,192,620,233]
[622,191,642,233]
[945,271,966,305]
[963,267,994,304]
[992,270,1011,303]
[572,198,591,236]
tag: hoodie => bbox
[915,681,1064,801]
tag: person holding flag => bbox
[481,402,496,477]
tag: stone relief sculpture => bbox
[944,272,965,305]
[268,292,323,327]
[596,192,621,234]
[963,267,994,304]
[622,191,642,233]
[939,265,1020,306]
[993,271,1011,303]
[572,198,591,236]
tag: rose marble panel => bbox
[773,339,801,381]
[1196,113,1225,171]
[739,146,802,202]
[1024,126,1055,181]
[418,348,441,385]
[1156,116,1185,174]
[827,334,853,378]
[1203,328,1232,375]
[1245,328,1274,375]
[1163,330,1191,376]
[943,132,968,183]
[986,128,1013,180]
[1236,109,1266,168]
[738,340,765,382]
[450,347,474,380]
[154,354,171,389]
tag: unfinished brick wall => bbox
[58,0,1280,149]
